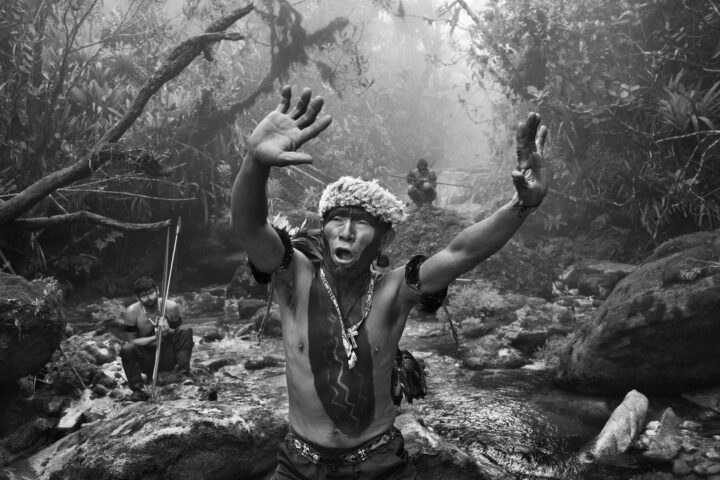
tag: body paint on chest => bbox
[307,271,375,434]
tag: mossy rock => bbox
[0,273,65,384]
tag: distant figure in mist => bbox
[119,276,194,401]
[406,158,437,207]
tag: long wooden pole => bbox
[150,219,176,399]
[378,173,473,188]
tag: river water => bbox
[16,306,707,479]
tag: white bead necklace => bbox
[319,267,376,369]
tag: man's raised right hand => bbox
[248,85,332,167]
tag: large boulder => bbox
[555,229,720,394]
[28,401,286,480]
[561,260,636,299]
[0,273,65,385]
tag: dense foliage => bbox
[4,0,716,292]
[0,0,367,283]
[447,0,720,247]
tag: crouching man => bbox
[119,276,194,401]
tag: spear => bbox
[378,173,473,188]
[151,217,182,400]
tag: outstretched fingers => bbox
[516,112,542,169]
[526,112,541,145]
[276,151,314,165]
[275,85,292,113]
[298,113,333,147]
[289,88,313,120]
[296,95,324,128]
[523,125,549,175]
[512,113,549,207]
[535,125,548,158]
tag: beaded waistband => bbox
[286,427,399,465]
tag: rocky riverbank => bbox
[3,222,720,479]
[2,274,719,479]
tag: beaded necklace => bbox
[319,267,376,369]
[141,304,159,328]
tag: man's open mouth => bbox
[334,247,353,261]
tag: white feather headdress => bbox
[318,176,406,225]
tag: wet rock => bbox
[196,356,238,372]
[182,290,226,316]
[556,229,720,395]
[4,417,54,453]
[695,461,720,475]
[91,371,117,390]
[45,348,99,394]
[673,457,693,476]
[196,325,224,343]
[90,384,110,397]
[395,413,493,479]
[590,389,648,459]
[80,342,116,365]
[639,408,682,462]
[237,297,268,318]
[0,273,65,385]
[28,402,286,480]
[682,387,720,413]
[244,355,283,370]
[514,300,575,330]
[229,262,268,298]
[459,317,496,339]
[461,335,530,370]
[561,260,636,298]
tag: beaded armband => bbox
[404,255,448,313]
[249,226,294,284]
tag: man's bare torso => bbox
[276,253,413,448]
[125,299,178,338]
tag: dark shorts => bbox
[272,427,419,480]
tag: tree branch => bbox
[0,3,254,227]
[7,211,171,232]
[455,0,483,26]
[181,15,349,147]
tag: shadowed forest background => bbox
[1,0,719,299]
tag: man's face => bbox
[137,288,159,309]
[322,207,383,275]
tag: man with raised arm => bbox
[231,85,548,479]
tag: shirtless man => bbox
[231,86,547,479]
[119,276,194,401]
